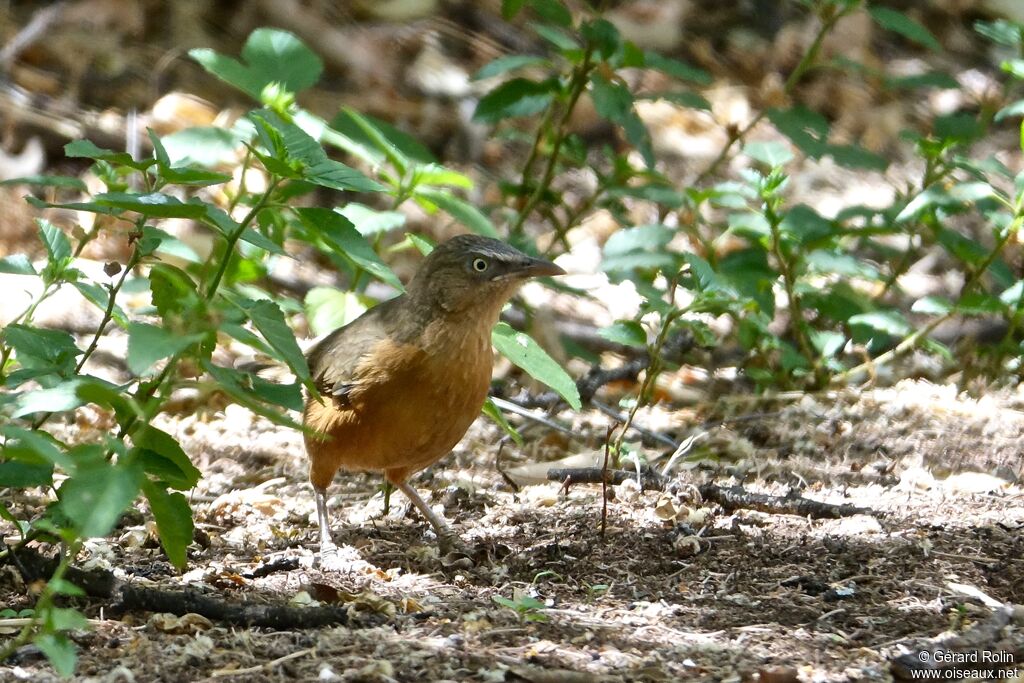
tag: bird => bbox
[303,234,565,566]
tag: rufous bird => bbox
[303,235,565,565]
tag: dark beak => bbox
[514,256,566,279]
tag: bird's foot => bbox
[438,533,476,570]
[317,542,380,574]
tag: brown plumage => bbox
[304,235,565,561]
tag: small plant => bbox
[492,591,551,623]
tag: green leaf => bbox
[142,479,194,570]
[240,298,313,387]
[473,78,557,123]
[59,459,143,537]
[12,377,116,418]
[161,126,248,167]
[868,7,941,51]
[0,461,54,487]
[0,253,36,275]
[338,203,406,236]
[744,141,793,166]
[825,144,889,171]
[0,174,87,190]
[38,219,72,265]
[190,27,322,100]
[599,321,646,347]
[642,51,712,85]
[601,224,676,273]
[72,282,128,327]
[780,204,834,245]
[413,187,500,238]
[64,139,154,170]
[134,426,201,490]
[126,323,202,376]
[250,111,384,192]
[93,192,208,219]
[502,0,528,19]
[330,108,436,166]
[809,330,845,358]
[202,361,305,427]
[492,322,580,409]
[305,287,368,337]
[35,634,77,677]
[3,324,81,373]
[473,55,549,81]
[849,310,913,337]
[482,397,523,446]
[414,164,474,190]
[296,207,403,290]
[528,0,572,27]
[1,426,74,472]
[590,74,653,166]
[996,99,1024,122]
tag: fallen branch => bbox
[544,469,871,519]
[6,547,358,630]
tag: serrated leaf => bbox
[72,282,128,327]
[202,361,305,427]
[529,0,572,27]
[94,192,208,218]
[337,203,406,236]
[161,125,248,167]
[473,55,549,80]
[3,324,81,372]
[296,207,403,289]
[473,78,557,123]
[127,323,202,376]
[142,479,194,570]
[849,310,912,337]
[35,634,77,677]
[0,461,54,487]
[599,321,646,347]
[134,426,201,490]
[642,51,712,85]
[869,7,941,51]
[305,287,368,337]
[0,253,36,275]
[744,141,794,166]
[37,219,72,265]
[0,174,87,190]
[58,459,143,537]
[413,188,499,238]
[492,322,580,409]
[240,298,312,387]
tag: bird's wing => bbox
[305,298,401,408]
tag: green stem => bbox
[695,3,856,183]
[510,52,595,237]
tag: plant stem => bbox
[695,3,855,183]
[510,52,595,237]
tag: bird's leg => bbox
[393,479,453,539]
[392,479,473,559]
[313,485,377,573]
[314,485,334,550]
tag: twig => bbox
[210,647,317,678]
[0,2,67,68]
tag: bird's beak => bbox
[514,256,566,279]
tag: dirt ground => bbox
[2,380,1022,682]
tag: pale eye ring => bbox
[472,258,488,272]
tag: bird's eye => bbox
[472,258,488,272]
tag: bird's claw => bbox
[438,534,476,569]
[318,542,380,574]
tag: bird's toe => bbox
[318,542,380,574]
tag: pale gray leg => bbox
[313,485,376,573]
[314,485,334,550]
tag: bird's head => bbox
[407,234,565,317]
